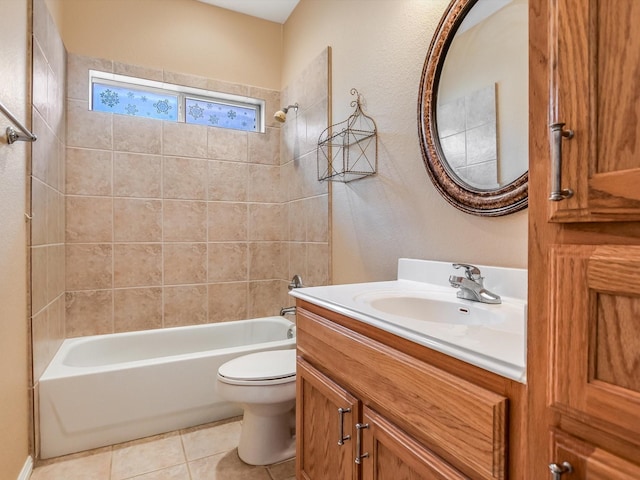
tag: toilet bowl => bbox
[216,349,297,465]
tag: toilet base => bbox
[237,403,296,466]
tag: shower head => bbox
[274,103,299,123]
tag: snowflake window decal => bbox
[189,103,205,120]
[125,104,138,115]
[227,110,237,120]
[153,99,173,115]
[100,89,119,108]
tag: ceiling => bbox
[196,0,300,23]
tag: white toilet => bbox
[216,349,297,465]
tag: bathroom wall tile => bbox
[207,243,248,282]
[65,148,112,196]
[113,152,162,198]
[181,421,241,461]
[248,86,280,130]
[163,70,208,90]
[305,195,329,243]
[298,150,327,199]
[163,285,208,327]
[207,202,247,241]
[208,282,247,322]
[248,280,288,319]
[31,111,56,184]
[49,189,65,245]
[189,450,272,480]
[31,246,48,315]
[208,160,248,202]
[307,243,330,287]
[51,294,66,351]
[46,244,65,302]
[207,78,249,96]
[114,243,163,288]
[302,101,328,158]
[288,242,307,281]
[33,39,49,121]
[114,198,162,242]
[163,243,207,285]
[66,99,113,150]
[114,62,163,82]
[113,287,163,333]
[31,309,49,381]
[248,203,286,241]
[163,156,208,200]
[287,199,306,242]
[207,127,247,162]
[29,448,112,480]
[248,127,280,165]
[48,61,66,142]
[32,0,48,56]
[65,290,113,337]
[163,200,207,242]
[67,53,113,101]
[66,244,113,291]
[248,164,281,203]
[113,114,162,154]
[163,123,208,159]
[65,196,113,243]
[31,178,48,246]
[300,48,329,109]
[111,431,185,480]
[280,113,303,165]
[249,242,286,281]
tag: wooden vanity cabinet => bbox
[295,301,527,480]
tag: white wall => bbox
[0,0,31,476]
[283,0,528,283]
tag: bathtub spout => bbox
[280,306,296,316]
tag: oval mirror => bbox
[418,0,528,216]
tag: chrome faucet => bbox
[280,306,297,316]
[448,263,501,304]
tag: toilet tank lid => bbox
[218,349,296,381]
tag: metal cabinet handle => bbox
[549,122,575,201]
[337,407,351,446]
[355,423,369,464]
[549,461,573,480]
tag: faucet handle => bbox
[452,263,482,281]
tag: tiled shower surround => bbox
[63,51,329,337]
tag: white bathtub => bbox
[39,316,296,459]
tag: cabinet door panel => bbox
[550,245,640,437]
[296,357,359,480]
[360,407,467,480]
[552,431,640,479]
[549,0,640,222]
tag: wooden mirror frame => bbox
[418,0,528,217]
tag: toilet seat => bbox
[217,349,296,386]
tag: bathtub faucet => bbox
[280,306,296,316]
[288,274,304,290]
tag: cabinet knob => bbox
[549,461,573,480]
[549,122,574,201]
[337,407,351,446]
[355,423,369,464]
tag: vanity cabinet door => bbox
[296,358,359,480]
[359,407,467,480]
[548,0,640,222]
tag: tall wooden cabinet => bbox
[529,0,640,478]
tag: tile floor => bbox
[31,418,295,480]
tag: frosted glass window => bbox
[92,83,178,121]
[185,97,257,132]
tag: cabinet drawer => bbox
[297,308,507,480]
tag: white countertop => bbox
[289,259,527,383]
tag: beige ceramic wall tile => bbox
[67,53,113,101]
[114,62,163,82]
[305,195,329,243]
[248,280,287,318]
[113,243,162,287]
[163,156,208,200]
[113,152,162,198]
[30,449,112,480]
[163,285,208,327]
[113,114,162,154]
[287,199,306,242]
[288,242,307,280]
[47,187,65,245]
[163,70,208,90]
[65,290,113,337]
[51,294,66,350]
[65,196,113,243]
[46,244,65,302]
[162,200,207,242]
[162,123,208,159]
[248,203,286,241]
[248,86,280,130]
[31,246,48,315]
[111,432,185,480]
[33,40,49,121]
[114,198,162,242]
[31,309,49,381]
[31,178,48,246]
[302,101,329,158]
[207,243,248,282]
[65,148,112,196]
[248,127,280,165]
[248,164,281,203]
[66,99,113,150]
[65,244,113,291]
[298,150,327,199]
[249,242,286,281]
[207,78,249,96]
[207,202,247,241]
[307,243,330,287]
[163,243,207,285]
[208,282,247,322]
[208,160,248,202]
[207,128,247,162]
[31,111,56,183]
[113,287,162,332]
[279,116,302,165]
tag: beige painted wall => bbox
[0,0,31,476]
[283,0,528,284]
[46,0,283,90]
